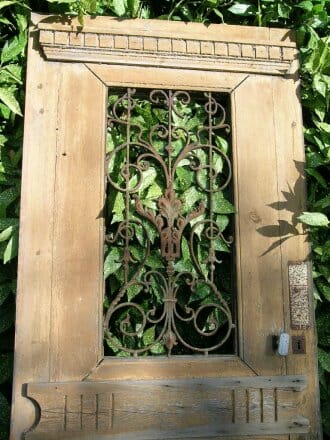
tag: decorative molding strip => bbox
[26,376,309,439]
[289,261,311,330]
[36,17,298,76]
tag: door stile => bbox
[272,75,322,438]
[48,62,106,381]
[231,75,286,376]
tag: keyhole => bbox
[292,335,305,354]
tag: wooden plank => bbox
[26,421,310,439]
[50,63,106,381]
[28,376,307,394]
[42,46,292,76]
[33,15,297,76]
[10,29,61,440]
[87,64,248,93]
[271,75,322,438]
[26,376,308,439]
[174,437,286,440]
[87,356,255,381]
[231,75,286,375]
[33,14,296,45]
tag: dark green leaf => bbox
[0,353,13,384]
[306,168,328,189]
[319,348,330,372]
[316,279,330,302]
[314,195,330,209]
[277,2,291,18]
[0,303,14,334]
[142,325,155,345]
[0,218,18,231]
[0,392,10,439]
[0,283,11,306]
[213,193,235,214]
[296,1,313,11]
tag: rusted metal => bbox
[292,335,306,355]
[104,88,234,355]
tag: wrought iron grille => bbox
[104,88,236,356]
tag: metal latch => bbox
[273,332,290,356]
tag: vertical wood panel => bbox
[50,64,106,380]
[10,30,61,439]
[232,75,285,376]
[272,75,322,438]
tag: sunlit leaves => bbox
[298,212,329,227]
[228,3,254,16]
[104,247,122,279]
[0,88,22,116]
[1,31,26,64]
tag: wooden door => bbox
[11,14,321,440]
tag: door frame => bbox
[11,14,321,440]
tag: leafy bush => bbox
[0,0,328,438]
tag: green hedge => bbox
[0,0,329,438]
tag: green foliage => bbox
[298,211,329,227]
[104,90,234,355]
[0,0,329,436]
[0,1,26,437]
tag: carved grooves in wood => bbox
[231,388,278,424]
[25,377,309,437]
[39,30,296,63]
[60,393,113,433]
[30,387,283,433]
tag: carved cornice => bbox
[36,16,298,76]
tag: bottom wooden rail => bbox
[25,376,309,439]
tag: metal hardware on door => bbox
[274,332,290,356]
[292,335,306,354]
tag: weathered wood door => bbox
[11,14,321,440]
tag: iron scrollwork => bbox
[104,88,235,356]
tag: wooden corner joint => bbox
[37,23,298,76]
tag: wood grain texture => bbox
[32,14,297,76]
[87,64,248,92]
[231,75,286,376]
[26,376,309,439]
[87,356,255,381]
[271,75,322,438]
[34,14,295,43]
[49,62,106,380]
[10,29,61,440]
[11,24,107,440]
